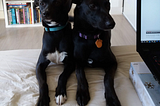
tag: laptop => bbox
[137,0,160,83]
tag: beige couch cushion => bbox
[0,46,143,106]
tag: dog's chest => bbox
[87,48,110,66]
[46,50,67,64]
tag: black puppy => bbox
[72,0,121,106]
[34,0,74,105]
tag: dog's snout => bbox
[105,21,111,26]
[105,17,115,29]
[105,20,115,27]
[42,9,49,17]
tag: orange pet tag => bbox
[95,39,103,48]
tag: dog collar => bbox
[79,32,100,40]
[79,32,103,48]
[45,23,67,32]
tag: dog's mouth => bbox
[98,22,115,31]
[44,19,59,26]
[44,19,52,22]
[103,29,112,31]
[92,25,113,31]
[91,20,115,31]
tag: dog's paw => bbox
[37,96,50,106]
[55,86,67,105]
[107,100,121,106]
[55,95,67,105]
[106,96,121,106]
[76,88,90,106]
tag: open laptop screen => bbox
[137,0,160,82]
[141,0,160,43]
[137,0,160,51]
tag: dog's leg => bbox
[75,63,90,106]
[55,58,75,105]
[103,60,121,106]
[36,52,50,106]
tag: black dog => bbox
[34,0,74,105]
[72,0,121,106]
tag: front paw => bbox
[76,88,90,106]
[106,96,121,106]
[37,95,50,106]
[55,86,67,105]
[55,95,67,105]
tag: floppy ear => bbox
[63,0,72,13]
[33,0,39,8]
[72,0,82,5]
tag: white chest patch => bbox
[46,50,67,64]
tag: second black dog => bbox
[72,0,121,106]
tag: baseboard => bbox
[0,10,4,19]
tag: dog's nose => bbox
[42,10,49,17]
[42,12,48,17]
[105,20,115,28]
[105,21,111,26]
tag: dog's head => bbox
[73,0,115,31]
[34,0,72,26]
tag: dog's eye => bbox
[55,1,60,5]
[40,2,45,6]
[54,0,61,5]
[89,4,97,10]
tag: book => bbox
[15,8,20,24]
[24,7,28,24]
[19,8,24,24]
[23,8,25,24]
[25,6,30,24]
[36,8,39,22]
[7,8,12,25]
[38,9,41,22]
[39,11,42,22]
[33,8,37,23]
[11,8,16,24]
[29,8,32,24]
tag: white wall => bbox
[69,0,123,16]
[0,0,4,19]
[123,0,137,30]
[110,0,123,15]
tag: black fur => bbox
[72,0,121,106]
[34,0,74,106]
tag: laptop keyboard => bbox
[153,56,160,66]
[152,51,160,66]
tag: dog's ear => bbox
[33,0,39,8]
[63,0,72,13]
[72,0,82,5]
